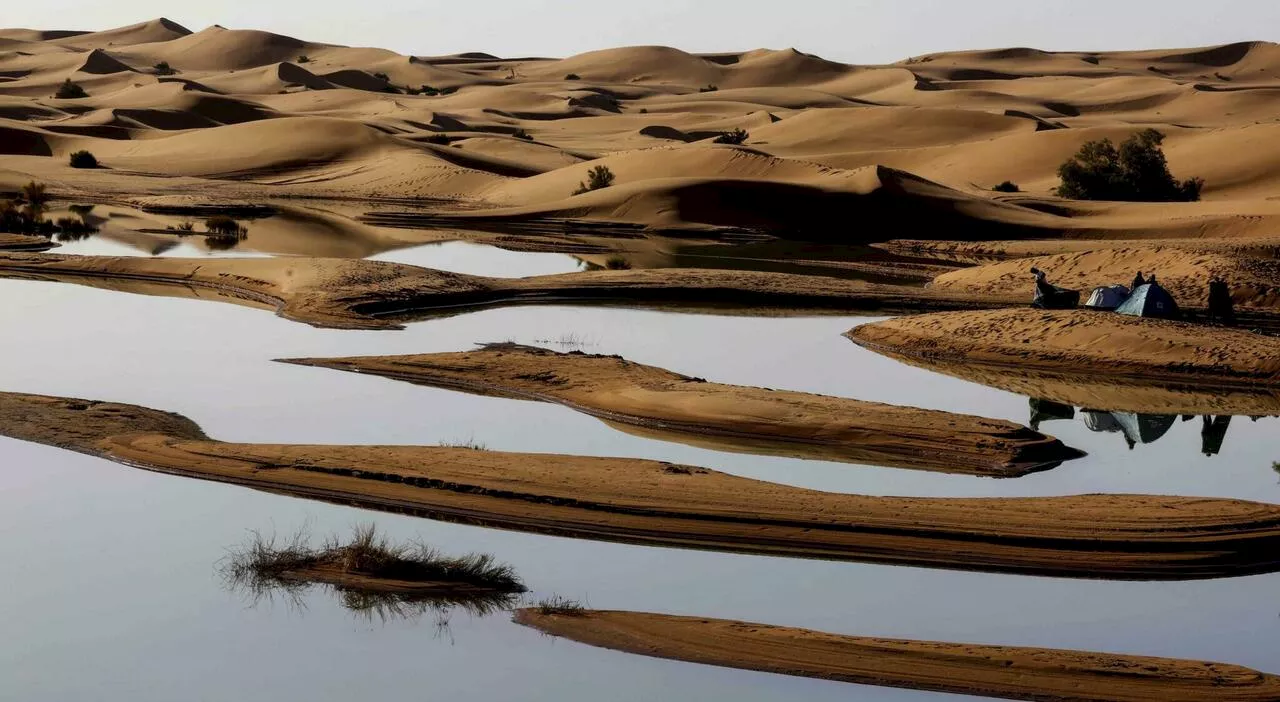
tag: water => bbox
[4,256,1280,700]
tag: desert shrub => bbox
[532,596,587,617]
[439,86,458,95]
[713,128,749,145]
[55,79,87,99]
[513,129,533,141]
[992,180,1020,193]
[68,150,99,169]
[573,165,615,196]
[153,61,175,75]
[604,255,631,270]
[564,73,581,80]
[297,55,311,63]
[1056,128,1203,202]
[21,181,50,210]
[423,133,452,145]
[373,72,390,82]
[205,215,247,237]
[418,85,441,96]
[699,84,719,93]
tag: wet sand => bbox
[0,252,992,329]
[284,343,1081,477]
[515,610,1280,702]
[8,391,1280,580]
[848,309,1280,389]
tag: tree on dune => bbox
[1056,129,1203,202]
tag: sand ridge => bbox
[7,390,1280,580]
[282,343,1082,477]
[515,610,1280,702]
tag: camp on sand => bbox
[1035,268,1182,320]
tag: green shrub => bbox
[68,150,99,169]
[713,128,749,145]
[1056,128,1203,202]
[55,79,87,99]
[992,181,1020,193]
[297,55,311,64]
[153,61,175,76]
[573,165,615,196]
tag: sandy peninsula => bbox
[283,343,1081,477]
[848,309,1280,390]
[515,610,1280,702]
[0,252,990,329]
[7,390,1280,580]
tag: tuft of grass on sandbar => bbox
[531,595,588,617]
[220,524,526,621]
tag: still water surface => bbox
[3,266,1280,700]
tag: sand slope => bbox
[7,390,1280,580]
[516,610,1280,702]
[283,343,1081,477]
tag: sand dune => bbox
[517,610,1280,702]
[7,389,1280,580]
[3,21,1280,238]
[282,344,1081,477]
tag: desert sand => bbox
[7,390,1280,580]
[848,309,1280,388]
[283,343,1081,476]
[3,20,1280,247]
[0,252,992,329]
[515,610,1280,702]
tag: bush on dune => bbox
[573,165,615,196]
[713,128,749,145]
[1056,128,1203,202]
[153,61,175,76]
[54,79,87,99]
[992,181,1020,193]
[69,150,99,169]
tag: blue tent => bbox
[1116,283,1179,319]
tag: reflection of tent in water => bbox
[1116,283,1180,319]
[1029,398,1075,430]
[1082,410,1178,449]
[1084,285,1130,311]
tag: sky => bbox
[6,0,1279,63]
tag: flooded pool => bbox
[3,277,1280,701]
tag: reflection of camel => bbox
[1202,415,1233,456]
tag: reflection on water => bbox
[6,278,1280,701]
[1030,396,1258,456]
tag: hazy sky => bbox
[7,0,1279,63]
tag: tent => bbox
[1085,285,1130,310]
[1115,283,1179,319]
[1112,412,1178,445]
